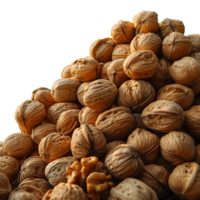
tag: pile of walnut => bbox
[1,10,200,200]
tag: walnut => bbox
[187,34,200,54]
[156,84,194,110]
[189,52,200,64]
[18,156,47,183]
[112,44,131,61]
[28,148,39,157]
[141,100,184,133]
[71,124,106,159]
[14,100,46,134]
[105,144,144,180]
[184,105,200,138]
[108,178,158,200]
[77,82,90,106]
[18,158,27,170]
[39,133,71,163]
[3,132,35,158]
[160,131,195,166]
[123,50,159,79]
[42,189,52,200]
[45,156,77,187]
[127,128,160,164]
[191,82,200,96]
[51,78,82,103]
[0,172,12,200]
[162,32,192,62]
[57,109,80,136]
[95,106,136,142]
[83,79,118,112]
[111,20,135,45]
[132,11,159,34]
[100,62,112,80]
[0,147,7,157]
[133,113,149,130]
[61,65,72,79]
[137,164,170,200]
[90,38,116,62]
[168,162,200,200]
[31,123,57,145]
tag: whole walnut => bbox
[117,80,156,113]
[123,50,159,79]
[170,57,200,86]
[133,10,159,34]
[112,44,131,61]
[100,62,112,80]
[61,65,72,79]
[162,32,192,62]
[127,128,160,164]
[111,20,135,44]
[189,52,200,64]
[141,100,184,133]
[71,124,107,159]
[160,131,195,166]
[184,105,200,138]
[77,82,90,106]
[168,162,200,200]
[95,106,136,142]
[187,34,200,54]
[156,84,194,110]
[193,144,200,164]
[105,144,144,180]
[0,172,12,200]
[133,113,149,130]
[83,79,118,112]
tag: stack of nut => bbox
[1,10,200,200]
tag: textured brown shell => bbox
[0,147,7,157]
[77,82,90,106]
[191,82,200,96]
[100,61,112,80]
[187,34,200,54]
[189,52,200,64]
[0,172,12,200]
[112,44,131,61]
[133,113,149,130]
[61,65,72,79]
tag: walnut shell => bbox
[156,84,194,110]
[184,105,200,138]
[14,100,46,134]
[127,128,160,164]
[39,133,71,163]
[83,79,118,112]
[160,131,195,166]
[95,106,136,142]
[112,44,131,61]
[133,113,149,130]
[45,156,77,187]
[189,52,200,64]
[141,100,184,133]
[123,50,159,79]
[77,82,90,106]
[188,34,200,54]
[193,145,200,164]
[105,144,144,180]
[100,62,112,80]
[71,124,107,159]
[191,82,200,96]
[133,10,159,34]
[61,65,72,78]
[117,80,156,113]
[3,132,35,159]
[0,147,7,157]
[170,57,200,86]
[0,172,12,200]
[108,178,158,200]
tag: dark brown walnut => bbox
[191,82,200,96]
[71,124,107,159]
[18,156,47,183]
[51,78,82,103]
[0,156,19,183]
[31,87,54,113]
[45,156,77,187]
[117,80,156,113]
[83,79,118,112]
[0,172,12,200]
[77,82,90,106]
[141,100,184,133]
[123,50,159,79]
[192,95,200,106]
[193,144,200,164]
[137,164,170,200]
[132,10,159,34]
[184,105,200,138]
[107,58,130,87]
[47,102,80,124]
[31,123,57,145]
[160,131,195,166]
[112,44,131,61]
[108,178,158,200]
[111,20,135,44]
[168,162,200,200]
[79,107,102,126]
[61,65,72,79]
[95,106,136,142]
[105,144,144,180]
[130,33,162,55]
[28,148,39,157]
[189,52,200,64]
[156,84,194,110]
[162,32,192,62]
[39,133,71,163]
[57,109,80,136]
[133,113,149,130]
[127,128,160,164]
[170,57,200,86]
[3,132,35,159]
[90,38,116,62]
[14,100,46,134]
[100,62,112,80]
[70,56,101,82]
[159,18,185,40]
[187,34,200,54]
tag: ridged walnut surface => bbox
[112,44,131,61]
[0,172,12,200]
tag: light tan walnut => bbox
[61,65,72,79]
[112,44,131,61]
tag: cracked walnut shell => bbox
[112,44,131,61]
[0,172,12,200]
